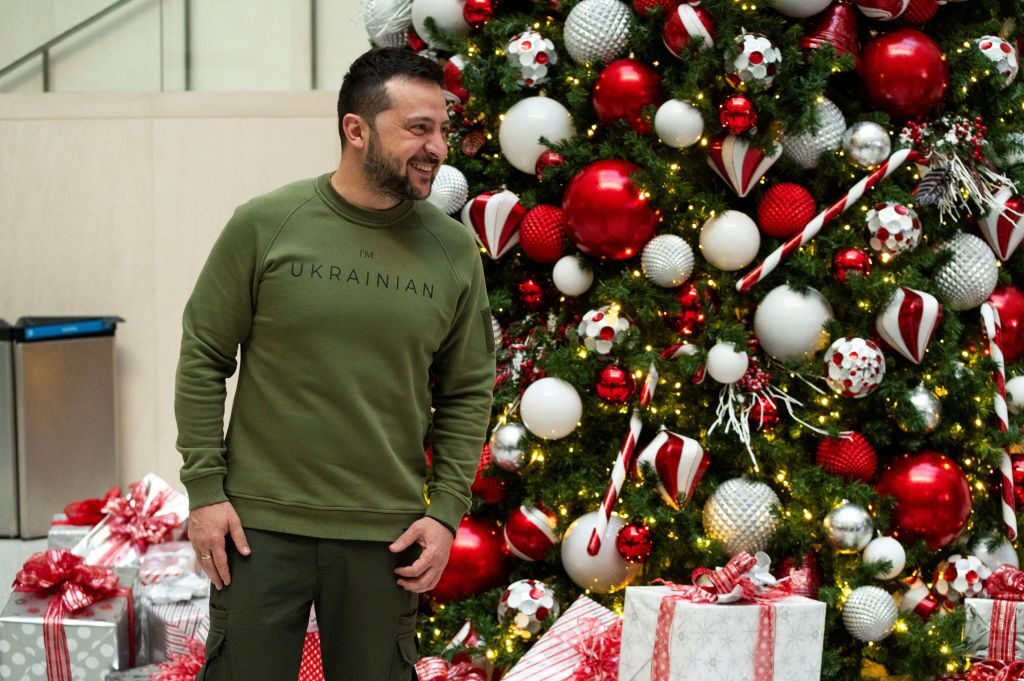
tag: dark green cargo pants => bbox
[196,528,419,681]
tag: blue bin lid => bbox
[14,316,124,342]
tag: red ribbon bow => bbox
[12,550,134,681]
[970,660,1024,681]
[101,482,181,558]
[988,566,1024,601]
[51,487,121,526]
[154,638,206,681]
[415,657,487,681]
[567,618,623,681]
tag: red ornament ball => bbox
[903,0,937,23]
[562,159,659,260]
[504,505,559,561]
[517,277,546,310]
[832,247,872,283]
[520,205,568,264]
[615,522,654,563]
[860,28,948,121]
[777,552,822,599]
[431,515,510,603]
[443,56,470,105]
[596,365,637,404]
[535,150,565,181]
[816,432,877,482]
[471,444,506,504]
[1012,455,1024,508]
[719,94,758,134]
[757,183,817,239]
[592,59,665,134]
[876,451,972,550]
[633,0,680,16]
[663,3,716,58]
[462,0,495,28]
[662,282,707,337]
[407,28,428,52]
[748,398,779,431]
[988,285,1024,363]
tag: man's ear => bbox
[341,113,369,150]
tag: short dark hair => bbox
[337,47,445,146]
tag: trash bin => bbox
[1,316,123,538]
[0,320,16,536]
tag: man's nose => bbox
[425,127,448,159]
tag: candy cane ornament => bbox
[587,363,659,556]
[981,302,1018,541]
[736,148,923,293]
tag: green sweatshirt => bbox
[175,173,495,541]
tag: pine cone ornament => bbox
[519,205,568,264]
[757,183,817,239]
[816,433,877,481]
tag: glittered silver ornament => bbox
[578,306,630,354]
[976,36,1019,89]
[363,0,413,48]
[641,234,695,288]
[842,121,892,170]
[702,478,780,555]
[866,202,921,257]
[492,316,504,350]
[563,0,631,66]
[824,337,886,399]
[497,579,560,635]
[782,98,846,170]
[843,586,898,642]
[934,232,998,311]
[824,502,874,553]
[896,384,941,434]
[506,30,558,86]
[489,423,529,472]
[726,33,782,92]
[426,164,469,215]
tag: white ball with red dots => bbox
[552,255,594,296]
[497,579,560,635]
[578,306,630,355]
[520,377,583,440]
[866,202,922,257]
[706,342,749,385]
[411,0,470,48]
[727,33,782,92]
[933,554,990,603]
[977,36,1019,88]
[507,30,558,86]
[824,337,886,399]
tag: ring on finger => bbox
[200,554,212,560]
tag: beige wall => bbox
[0,91,340,490]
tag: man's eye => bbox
[412,125,428,133]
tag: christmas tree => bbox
[365,0,1024,678]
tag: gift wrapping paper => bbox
[618,587,825,681]
[502,595,619,681]
[142,596,209,665]
[965,598,1024,661]
[138,543,198,585]
[299,630,324,681]
[102,665,159,680]
[47,516,93,552]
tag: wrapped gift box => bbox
[501,595,620,681]
[964,597,1024,661]
[0,566,139,680]
[618,586,825,681]
[47,514,94,551]
[104,666,160,680]
[139,542,199,585]
[299,630,324,681]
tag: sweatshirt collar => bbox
[316,173,414,227]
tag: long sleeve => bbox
[426,251,496,532]
[175,209,260,510]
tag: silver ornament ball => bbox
[489,423,529,472]
[934,232,998,311]
[782,98,846,170]
[426,165,469,215]
[363,0,413,47]
[843,586,898,642]
[824,502,875,553]
[563,0,631,65]
[896,384,941,434]
[843,122,892,170]
[702,479,780,555]
[641,234,695,288]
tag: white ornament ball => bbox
[426,164,469,215]
[507,31,558,87]
[699,210,760,271]
[706,342,750,385]
[863,537,906,580]
[499,97,575,175]
[702,478,780,555]
[363,0,414,47]
[977,36,1019,88]
[411,0,470,48]
[642,235,695,287]
[654,100,704,149]
[866,202,922,257]
[520,377,582,440]
[970,534,1020,571]
[578,306,630,355]
[754,285,833,362]
[726,32,783,92]
[768,0,832,17]
[552,255,594,296]
[934,232,999,311]
[1006,376,1024,414]
[489,423,529,472]
[843,586,898,642]
[563,0,632,66]
[561,511,641,592]
[824,337,886,399]
[782,98,846,170]
[843,122,892,170]
[497,579,560,635]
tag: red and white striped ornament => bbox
[982,302,1018,541]
[636,428,709,510]
[875,287,942,364]
[979,188,1024,261]
[461,189,526,259]
[443,54,470,105]
[706,133,783,198]
[854,0,910,20]
[898,575,942,619]
[504,505,559,561]
[662,3,715,58]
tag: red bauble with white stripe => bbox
[504,505,559,561]
[875,287,942,365]
[470,444,506,504]
[854,0,910,20]
[979,188,1024,261]
[707,133,783,198]
[461,189,526,259]
[634,0,680,16]
[636,429,709,509]
[816,432,877,482]
[442,55,470,105]
[519,205,568,264]
[662,3,715,58]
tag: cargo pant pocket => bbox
[197,604,229,680]
[389,612,419,681]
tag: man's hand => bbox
[189,501,250,590]
[390,517,455,593]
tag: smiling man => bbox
[175,48,495,680]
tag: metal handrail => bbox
[0,0,141,91]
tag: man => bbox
[175,47,495,680]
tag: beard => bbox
[364,128,430,201]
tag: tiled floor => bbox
[0,538,48,592]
